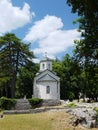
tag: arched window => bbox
[46,86,50,94]
[48,63,50,69]
[42,64,45,69]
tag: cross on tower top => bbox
[45,52,47,57]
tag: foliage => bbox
[0,97,16,110]
[53,54,81,100]
[68,92,75,101]
[16,62,39,98]
[66,0,98,100]
[94,107,98,122]
[28,98,43,108]
[0,33,35,98]
[94,107,98,113]
[67,102,77,107]
[52,59,62,77]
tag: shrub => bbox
[95,107,98,112]
[67,102,77,107]
[68,92,75,101]
[94,107,98,122]
[0,97,17,110]
[28,98,43,108]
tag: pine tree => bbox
[0,33,34,98]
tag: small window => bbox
[42,64,45,69]
[46,86,50,94]
[48,64,50,69]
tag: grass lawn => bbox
[0,110,98,130]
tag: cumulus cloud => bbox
[24,15,63,42]
[24,15,80,57]
[0,0,34,34]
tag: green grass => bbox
[0,113,52,130]
[67,102,77,107]
[0,110,74,130]
[1,110,98,130]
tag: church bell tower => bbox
[40,53,52,72]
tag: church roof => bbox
[36,69,56,76]
[35,69,60,81]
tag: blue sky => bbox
[0,0,80,60]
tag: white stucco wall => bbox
[40,61,52,71]
[34,80,60,100]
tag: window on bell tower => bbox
[42,64,45,69]
[48,63,50,69]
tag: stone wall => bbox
[41,99,61,106]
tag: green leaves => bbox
[67,0,98,100]
[0,33,35,98]
[0,97,16,110]
[16,62,38,98]
[53,54,81,100]
[28,98,42,108]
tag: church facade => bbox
[33,55,60,100]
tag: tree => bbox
[53,54,81,100]
[0,33,34,98]
[67,0,98,100]
[67,0,98,62]
[16,62,39,98]
[61,54,82,100]
[52,59,62,77]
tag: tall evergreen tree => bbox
[16,62,39,98]
[0,33,34,98]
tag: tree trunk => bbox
[11,74,16,98]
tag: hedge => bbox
[28,98,43,108]
[0,97,17,110]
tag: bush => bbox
[94,107,98,122]
[0,97,17,110]
[95,107,98,112]
[28,98,43,108]
[68,92,75,101]
[67,102,77,107]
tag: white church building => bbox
[33,55,60,100]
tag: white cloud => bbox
[24,15,80,57]
[24,15,63,42]
[0,0,34,34]
[32,58,40,63]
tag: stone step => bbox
[16,99,29,103]
[15,99,31,110]
[4,110,30,115]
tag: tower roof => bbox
[40,52,52,62]
[40,56,52,62]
